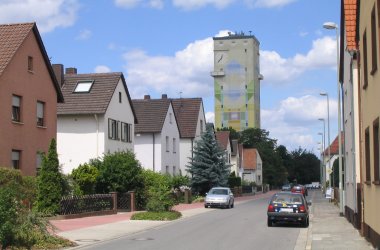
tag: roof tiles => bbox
[132,99,171,133]
[344,0,357,50]
[171,98,202,138]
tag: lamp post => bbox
[318,132,325,188]
[319,92,331,189]
[323,21,343,216]
[318,118,327,191]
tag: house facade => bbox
[132,95,180,175]
[241,148,262,186]
[56,67,136,174]
[358,0,380,246]
[171,98,207,176]
[215,131,232,172]
[341,0,362,230]
[230,139,242,176]
[0,23,63,176]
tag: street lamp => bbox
[323,21,343,216]
[318,132,325,188]
[320,93,331,189]
[318,118,327,191]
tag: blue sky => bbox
[1,0,341,154]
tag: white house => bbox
[55,66,137,174]
[132,95,180,175]
[171,98,207,176]
[230,139,242,176]
[215,130,232,171]
[241,148,263,186]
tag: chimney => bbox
[162,94,167,99]
[144,95,150,100]
[65,67,77,74]
[52,64,64,87]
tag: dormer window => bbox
[73,80,94,93]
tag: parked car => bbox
[281,184,292,191]
[267,192,311,227]
[291,184,307,197]
[204,187,234,209]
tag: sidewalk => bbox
[50,191,276,248]
[296,190,373,250]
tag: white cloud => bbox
[76,29,92,40]
[260,36,337,84]
[0,0,79,33]
[94,65,111,73]
[114,0,164,9]
[261,95,337,151]
[205,112,215,124]
[244,0,297,8]
[123,35,214,98]
[172,0,235,10]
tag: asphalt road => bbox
[79,195,302,250]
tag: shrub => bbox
[169,175,190,189]
[228,176,241,188]
[146,184,175,212]
[0,185,18,249]
[35,139,64,215]
[71,163,99,195]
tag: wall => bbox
[135,133,161,172]
[0,30,58,176]
[104,78,135,153]
[57,114,104,174]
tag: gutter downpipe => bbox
[94,114,99,157]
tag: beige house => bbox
[0,23,63,175]
[358,0,380,246]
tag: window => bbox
[166,166,169,174]
[374,118,380,183]
[73,81,94,93]
[37,101,44,126]
[12,95,21,122]
[36,152,43,175]
[28,56,33,71]
[12,150,21,169]
[371,5,378,74]
[166,136,169,152]
[119,92,122,103]
[365,128,371,183]
[169,113,172,124]
[173,138,176,153]
[121,122,132,143]
[173,166,176,176]
[363,30,369,89]
[108,119,118,140]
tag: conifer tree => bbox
[36,139,63,215]
[187,125,230,194]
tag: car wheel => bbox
[204,205,207,208]
[231,202,234,208]
[303,218,309,228]
[267,217,273,227]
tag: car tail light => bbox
[268,204,275,212]
[299,205,306,213]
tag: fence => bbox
[59,191,135,218]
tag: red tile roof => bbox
[243,148,258,170]
[0,22,63,102]
[325,132,345,155]
[344,0,357,51]
[171,98,203,138]
[215,131,230,150]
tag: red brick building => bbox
[0,23,63,175]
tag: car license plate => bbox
[281,208,293,213]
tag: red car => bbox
[291,185,307,197]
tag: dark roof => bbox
[0,22,63,102]
[132,98,172,133]
[171,98,203,138]
[58,72,137,122]
[215,131,230,150]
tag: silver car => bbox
[204,187,234,209]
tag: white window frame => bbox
[12,95,21,122]
[37,101,44,127]
[73,81,94,93]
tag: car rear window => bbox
[271,194,303,204]
[210,189,228,195]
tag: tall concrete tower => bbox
[212,32,262,132]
